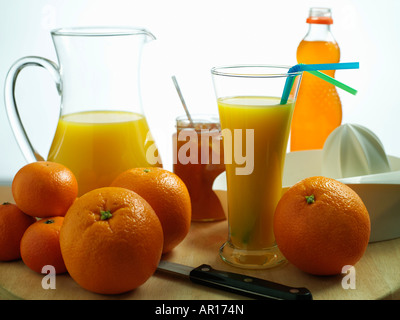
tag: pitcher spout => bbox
[141,28,156,42]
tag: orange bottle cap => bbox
[306,16,333,24]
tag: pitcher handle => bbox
[4,56,61,163]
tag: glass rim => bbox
[176,114,221,131]
[210,64,301,78]
[51,26,155,38]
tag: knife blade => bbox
[157,260,312,300]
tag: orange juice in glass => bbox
[211,65,302,269]
[173,115,226,221]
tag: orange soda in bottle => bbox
[290,7,341,151]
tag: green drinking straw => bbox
[280,62,359,105]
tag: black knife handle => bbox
[189,264,312,300]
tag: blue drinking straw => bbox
[280,62,360,105]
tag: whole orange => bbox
[20,216,67,274]
[273,176,370,276]
[0,202,36,261]
[110,167,191,254]
[60,187,163,294]
[12,161,78,218]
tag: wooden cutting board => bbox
[1,185,399,300]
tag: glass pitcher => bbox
[5,27,162,195]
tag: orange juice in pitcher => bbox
[48,111,160,195]
[5,27,162,195]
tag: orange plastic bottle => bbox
[290,8,342,151]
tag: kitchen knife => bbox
[157,260,312,300]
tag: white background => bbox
[1,0,399,184]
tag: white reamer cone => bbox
[321,123,391,179]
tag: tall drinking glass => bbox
[211,65,302,269]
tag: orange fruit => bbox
[110,167,191,254]
[0,202,36,261]
[12,161,78,218]
[20,216,67,274]
[60,187,163,294]
[273,176,370,276]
